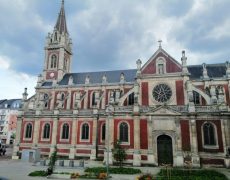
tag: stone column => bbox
[84,88,88,109]
[104,115,113,165]
[174,119,183,166]
[147,116,155,165]
[133,116,141,166]
[66,90,71,110]
[69,117,77,159]
[50,117,58,157]
[12,116,23,159]
[189,118,200,167]
[90,115,97,160]
[32,118,40,147]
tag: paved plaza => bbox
[0,146,230,180]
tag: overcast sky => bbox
[0,0,230,99]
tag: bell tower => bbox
[43,0,72,82]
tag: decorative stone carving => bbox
[226,61,230,78]
[109,90,115,104]
[68,75,73,85]
[202,63,209,79]
[181,50,188,74]
[22,88,28,101]
[74,91,81,109]
[102,74,107,84]
[56,92,68,109]
[120,73,125,83]
[210,86,217,104]
[134,83,139,104]
[217,86,225,104]
[115,90,121,104]
[85,75,90,84]
[136,59,142,77]
[37,92,51,110]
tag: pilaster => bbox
[147,116,156,165]
[90,115,97,160]
[174,119,183,166]
[104,115,113,165]
[50,117,58,157]
[32,118,40,148]
[189,118,200,167]
[133,116,141,166]
[69,117,77,159]
[12,117,23,159]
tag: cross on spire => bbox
[158,39,162,48]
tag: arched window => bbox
[43,123,50,139]
[92,92,97,106]
[101,123,106,141]
[119,122,128,142]
[50,54,57,68]
[128,92,134,105]
[193,91,200,105]
[25,123,32,138]
[61,93,65,101]
[44,94,49,108]
[61,123,69,139]
[81,123,89,140]
[203,122,216,145]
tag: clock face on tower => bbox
[152,84,172,103]
[49,72,55,78]
[46,71,57,79]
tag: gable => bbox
[141,49,182,74]
[149,105,181,115]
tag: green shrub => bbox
[28,170,47,177]
[85,167,141,174]
[157,169,228,180]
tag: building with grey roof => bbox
[13,1,230,168]
[0,99,21,144]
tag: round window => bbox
[152,84,172,103]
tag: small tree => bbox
[112,140,127,168]
[47,146,57,175]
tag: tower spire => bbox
[55,0,68,34]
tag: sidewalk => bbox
[0,159,229,180]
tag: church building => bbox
[13,1,230,167]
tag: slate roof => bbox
[188,63,226,79]
[58,69,137,85]
[41,63,227,87]
[0,99,22,109]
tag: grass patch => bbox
[85,167,141,174]
[28,170,47,177]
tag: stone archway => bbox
[157,135,173,165]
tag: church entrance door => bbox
[157,135,173,165]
